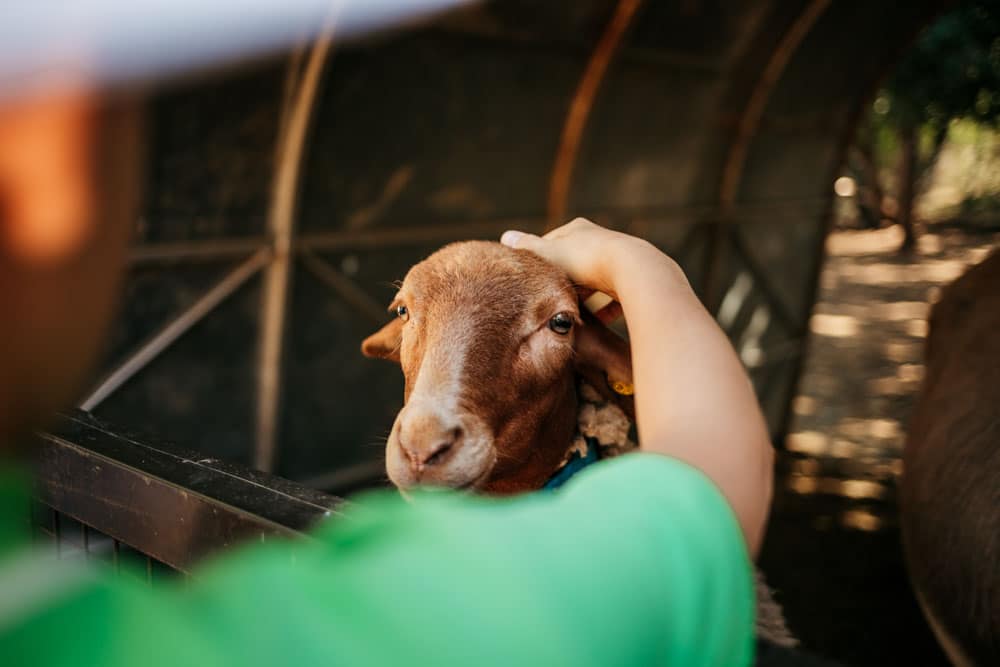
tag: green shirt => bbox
[0,454,754,666]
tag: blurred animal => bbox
[903,249,1000,666]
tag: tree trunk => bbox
[897,124,919,252]
[917,124,948,195]
[849,144,892,229]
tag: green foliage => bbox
[884,0,1000,129]
[845,1,1000,242]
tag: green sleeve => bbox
[0,453,754,666]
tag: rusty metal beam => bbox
[299,249,388,325]
[546,0,644,228]
[296,196,830,253]
[718,0,833,213]
[255,20,337,473]
[79,248,271,411]
[296,219,528,252]
[705,0,832,313]
[129,238,268,264]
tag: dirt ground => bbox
[790,226,999,470]
[761,225,999,666]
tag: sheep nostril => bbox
[422,427,463,467]
[423,442,452,467]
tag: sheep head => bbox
[362,241,633,495]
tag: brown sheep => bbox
[361,240,634,494]
[903,249,1000,666]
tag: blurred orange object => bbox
[0,90,140,446]
[0,90,96,264]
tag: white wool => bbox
[558,382,636,469]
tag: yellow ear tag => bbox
[609,379,634,396]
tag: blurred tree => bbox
[848,0,1000,250]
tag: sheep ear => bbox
[573,309,635,420]
[362,318,403,362]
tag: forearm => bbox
[608,240,773,556]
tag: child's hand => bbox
[500,218,688,302]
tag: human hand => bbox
[500,218,687,321]
[500,218,638,297]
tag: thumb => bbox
[501,228,568,275]
[500,229,543,251]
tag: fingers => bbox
[501,218,596,250]
[502,217,619,296]
[500,229,559,267]
[500,229,541,250]
[504,227,624,326]
[581,289,623,325]
[593,301,624,325]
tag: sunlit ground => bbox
[788,226,999,500]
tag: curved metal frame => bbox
[256,21,338,472]
[704,0,833,314]
[546,0,644,228]
[717,0,834,214]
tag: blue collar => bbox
[543,436,601,490]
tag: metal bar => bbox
[760,339,803,369]
[546,0,644,227]
[717,0,833,212]
[754,356,784,430]
[299,250,389,325]
[296,199,830,254]
[128,238,267,264]
[297,219,538,252]
[702,218,728,312]
[35,411,343,573]
[113,540,121,572]
[728,227,801,335]
[278,45,308,139]
[255,18,338,473]
[79,248,271,411]
[82,524,90,560]
[671,223,703,265]
[707,0,832,313]
[146,556,154,584]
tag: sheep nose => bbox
[397,411,464,472]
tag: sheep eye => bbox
[548,312,573,335]
[396,305,409,322]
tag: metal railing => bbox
[31,411,343,575]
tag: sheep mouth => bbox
[453,467,491,492]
